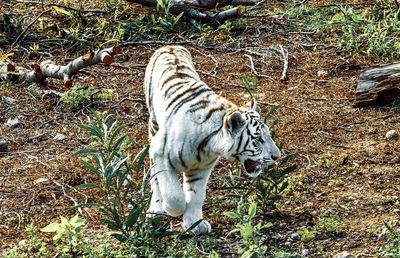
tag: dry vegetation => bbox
[1,0,400,257]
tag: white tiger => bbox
[144,45,281,235]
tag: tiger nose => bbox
[271,150,281,161]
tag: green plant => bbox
[3,222,49,258]
[296,228,316,242]
[380,222,400,256]
[242,76,259,100]
[316,214,344,233]
[40,215,86,256]
[225,198,273,257]
[60,85,114,108]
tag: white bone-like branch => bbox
[0,46,121,87]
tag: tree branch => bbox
[0,46,121,87]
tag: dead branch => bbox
[0,46,121,87]
[11,10,51,48]
[125,0,255,24]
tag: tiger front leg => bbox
[149,135,186,217]
[182,169,212,235]
[147,176,167,217]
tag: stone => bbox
[290,233,301,241]
[301,248,309,257]
[334,251,354,258]
[389,157,400,164]
[53,133,66,141]
[6,115,24,127]
[1,96,17,105]
[0,138,8,153]
[386,130,399,140]
[317,70,328,78]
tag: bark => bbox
[0,46,121,87]
[354,63,400,107]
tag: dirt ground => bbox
[1,0,400,257]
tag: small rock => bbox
[386,130,399,140]
[317,70,328,78]
[334,251,354,258]
[138,72,145,78]
[287,86,297,92]
[6,115,24,127]
[0,138,8,153]
[1,96,17,105]
[53,133,66,141]
[290,233,301,241]
[301,248,309,257]
[284,241,292,247]
[389,156,400,164]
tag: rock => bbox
[317,70,328,78]
[6,115,24,127]
[386,130,399,140]
[287,86,297,92]
[53,133,66,141]
[1,96,17,105]
[334,251,354,258]
[301,248,309,257]
[138,72,145,78]
[0,138,8,153]
[389,156,400,164]
[290,233,301,241]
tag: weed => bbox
[74,113,203,257]
[225,198,273,257]
[296,228,316,242]
[40,215,86,256]
[3,222,49,258]
[316,214,344,233]
[60,85,114,108]
[380,222,400,256]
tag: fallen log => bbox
[0,46,121,88]
[125,0,256,24]
[354,63,400,107]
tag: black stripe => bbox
[196,124,223,162]
[166,86,202,111]
[185,177,202,184]
[168,89,211,118]
[168,153,177,170]
[200,105,226,124]
[178,147,187,169]
[236,130,245,152]
[164,80,197,98]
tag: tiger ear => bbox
[244,99,257,111]
[226,111,245,135]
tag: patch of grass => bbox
[60,85,114,108]
[277,2,400,58]
[380,222,400,256]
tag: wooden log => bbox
[354,63,400,107]
[125,0,255,23]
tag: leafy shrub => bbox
[380,222,400,256]
[3,222,49,258]
[75,112,201,257]
[40,215,86,256]
[280,2,400,58]
[60,86,114,108]
[225,198,273,257]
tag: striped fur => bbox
[145,46,281,234]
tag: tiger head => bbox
[223,100,281,177]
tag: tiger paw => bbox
[184,220,211,235]
[146,209,168,218]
